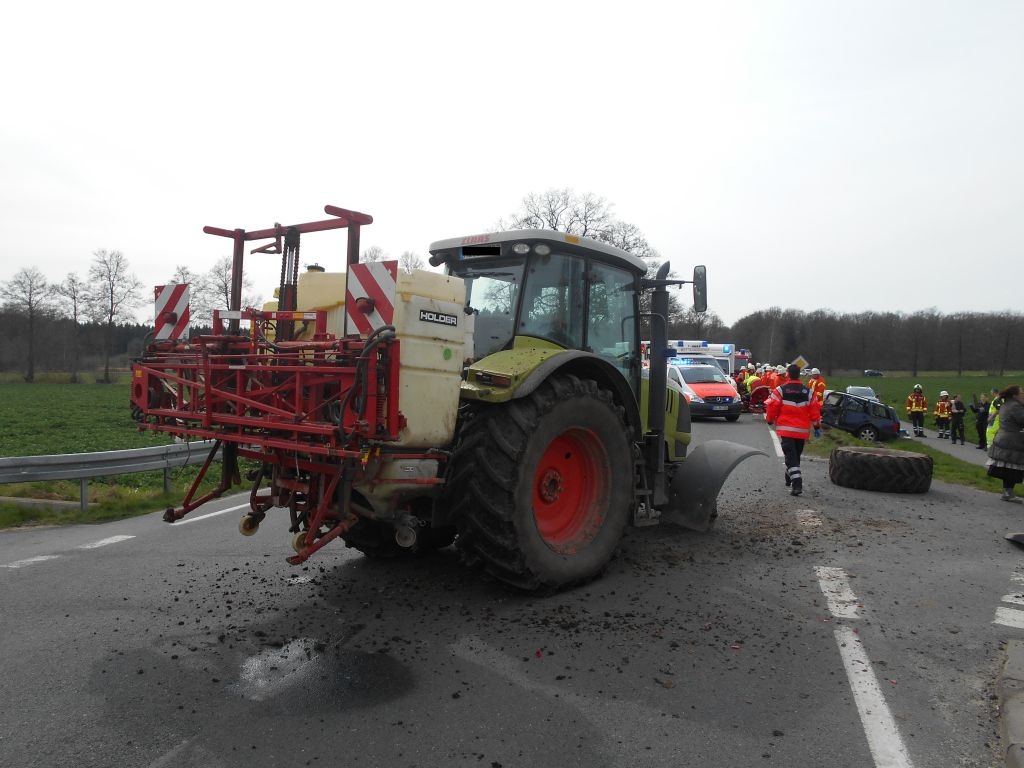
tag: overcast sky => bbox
[2,1,1021,327]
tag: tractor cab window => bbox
[586,261,637,381]
[452,258,524,359]
[519,252,585,348]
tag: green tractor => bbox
[131,206,760,592]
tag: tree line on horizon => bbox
[3,190,1020,381]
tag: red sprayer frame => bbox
[129,206,436,565]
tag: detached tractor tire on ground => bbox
[828,446,932,494]
[446,374,633,592]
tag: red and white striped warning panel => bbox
[345,261,397,336]
[154,284,190,340]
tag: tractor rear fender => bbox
[658,439,766,532]
[463,346,642,437]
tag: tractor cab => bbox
[428,230,647,389]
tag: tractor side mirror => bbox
[692,265,707,313]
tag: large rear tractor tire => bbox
[447,374,633,592]
[828,446,932,493]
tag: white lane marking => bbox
[994,607,1024,629]
[173,502,251,526]
[815,565,862,619]
[816,567,914,767]
[768,427,783,457]
[1001,593,1024,606]
[2,555,61,569]
[795,509,822,528]
[78,535,135,549]
[834,626,915,768]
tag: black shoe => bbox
[785,472,791,487]
[791,486,802,496]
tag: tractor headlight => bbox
[474,371,513,387]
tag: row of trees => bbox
[0,250,143,383]
[0,250,268,383]
[0,238,433,383]
[733,308,1024,376]
[3,191,1019,382]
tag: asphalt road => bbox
[1,415,1020,768]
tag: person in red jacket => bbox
[766,363,822,496]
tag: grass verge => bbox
[0,465,231,529]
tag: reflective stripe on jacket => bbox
[808,377,827,403]
[934,400,952,418]
[906,393,928,413]
[765,381,822,440]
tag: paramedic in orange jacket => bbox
[765,363,822,496]
[806,368,827,403]
[906,384,928,437]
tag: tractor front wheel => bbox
[448,375,633,591]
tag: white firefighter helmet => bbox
[914,383,922,391]
[810,367,820,376]
[940,390,949,397]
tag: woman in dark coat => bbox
[988,385,1024,503]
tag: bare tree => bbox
[205,257,261,320]
[670,307,725,340]
[53,272,87,382]
[86,249,143,383]
[398,251,424,274]
[0,267,53,382]
[501,188,689,326]
[361,246,386,263]
[168,264,212,327]
[501,189,614,239]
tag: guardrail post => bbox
[80,478,88,514]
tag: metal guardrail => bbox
[0,441,221,513]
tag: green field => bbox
[0,382,172,457]
[825,374,1021,414]
[0,382,217,528]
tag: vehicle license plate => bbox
[712,405,727,411]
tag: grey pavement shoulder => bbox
[1000,640,1024,768]
[899,420,990,467]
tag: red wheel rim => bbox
[533,428,609,553]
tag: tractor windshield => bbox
[451,258,525,359]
